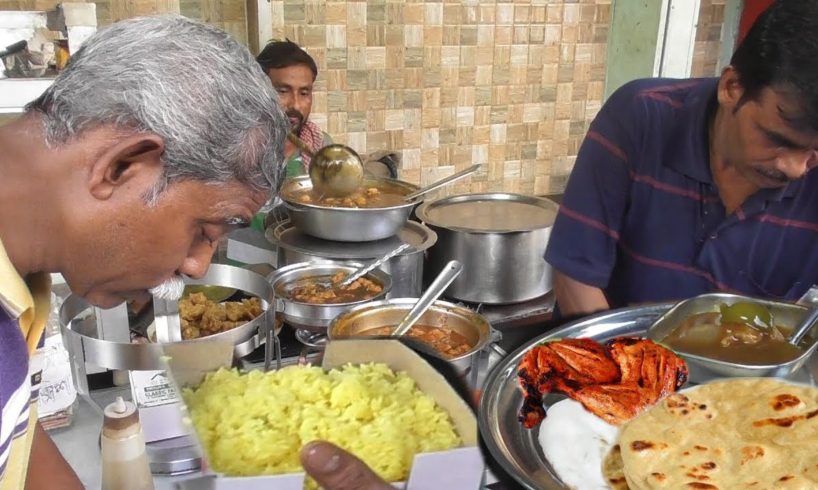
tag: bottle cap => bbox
[103,396,139,430]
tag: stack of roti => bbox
[603,378,818,489]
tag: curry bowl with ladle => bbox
[646,293,818,382]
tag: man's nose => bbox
[778,150,817,179]
[178,241,217,279]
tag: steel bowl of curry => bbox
[279,176,420,242]
[646,293,818,382]
[326,298,494,374]
[268,262,392,331]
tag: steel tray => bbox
[478,303,818,490]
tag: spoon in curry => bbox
[288,132,364,198]
[391,260,464,338]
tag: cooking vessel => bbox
[268,262,392,332]
[265,219,436,297]
[280,176,420,242]
[416,193,559,305]
[327,297,497,376]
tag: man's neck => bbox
[0,115,63,277]
[708,107,759,214]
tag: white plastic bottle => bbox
[100,396,155,490]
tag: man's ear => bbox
[717,66,746,112]
[87,133,165,201]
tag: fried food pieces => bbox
[517,337,688,427]
[179,292,263,340]
[286,271,384,304]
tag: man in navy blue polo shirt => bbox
[545,0,818,317]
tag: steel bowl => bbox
[268,262,392,331]
[646,293,818,382]
[280,176,420,242]
[327,298,494,375]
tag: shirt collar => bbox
[661,78,720,184]
[0,238,51,354]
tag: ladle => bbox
[404,164,483,201]
[391,260,463,338]
[288,133,365,197]
[789,306,818,346]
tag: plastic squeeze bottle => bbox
[100,396,155,490]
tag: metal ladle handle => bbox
[404,164,483,201]
[339,243,412,288]
[789,306,818,346]
[391,260,463,338]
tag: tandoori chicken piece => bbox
[516,337,688,428]
[517,338,620,429]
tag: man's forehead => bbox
[766,86,817,135]
[267,65,314,87]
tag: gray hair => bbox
[27,14,288,203]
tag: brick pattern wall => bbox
[268,0,612,195]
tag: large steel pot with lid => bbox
[416,193,559,305]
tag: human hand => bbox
[301,441,393,490]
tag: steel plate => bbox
[478,303,818,490]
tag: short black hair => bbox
[256,39,318,80]
[730,0,818,132]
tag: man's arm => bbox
[26,421,82,489]
[553,269,610,317]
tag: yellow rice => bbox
[182,363,461,489]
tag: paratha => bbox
[609,378,818,489]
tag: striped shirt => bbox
[545,77,818,309]
[0,307,33,483]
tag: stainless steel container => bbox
[647,293,818,381]
[416,193,559,305]
[280,176,420,242]
[265,220,436,298]
[326,298,497,376]
[268,262,392,332]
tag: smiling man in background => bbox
[546,0,818,318]
[257,39,332,177]
[0,15,392,490]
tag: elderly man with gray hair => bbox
[0,14,391,490]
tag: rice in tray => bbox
[182,363,462,489]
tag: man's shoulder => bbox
[605,77,716,113]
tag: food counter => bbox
[49,286,554,489]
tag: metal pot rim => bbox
[326,297,494,360]
[416,192,559,234]
[280,175,421,212]
[268,262,393,308]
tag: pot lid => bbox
[416,193,559,233]
[267,220,437,259]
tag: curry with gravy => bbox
[659,302,803,364]
[283,181,411,208]
[356,324,472,359]
[277,271,384,304]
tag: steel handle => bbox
[392,260,463,337]
[339,243,411,288]
[404,164,482,201]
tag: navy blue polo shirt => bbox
[545,77,818,309]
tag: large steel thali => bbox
[478,302,818,490]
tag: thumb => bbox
[300,441,393,490]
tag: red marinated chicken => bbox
[517,337,688,427]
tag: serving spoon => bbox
[288,132,364,198]
[789,306,818,346]
[404,164,483,202]
[391,260,463,338]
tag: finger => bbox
[301,441,393,490]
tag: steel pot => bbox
[280,176,420,242]
[326,298,498,376]
[268,262,392,332]
[265,220,436,298]
[416,193,559,305]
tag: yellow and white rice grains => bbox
[182,363,461,488]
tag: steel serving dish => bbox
[478,303,818,490]
[327,298,496,375]
[646,293,818,381]
[268,262,392,332]
[265,219,436,297]
[60,264,281,373]
[416,193,559,305]
[280,176,420,242]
